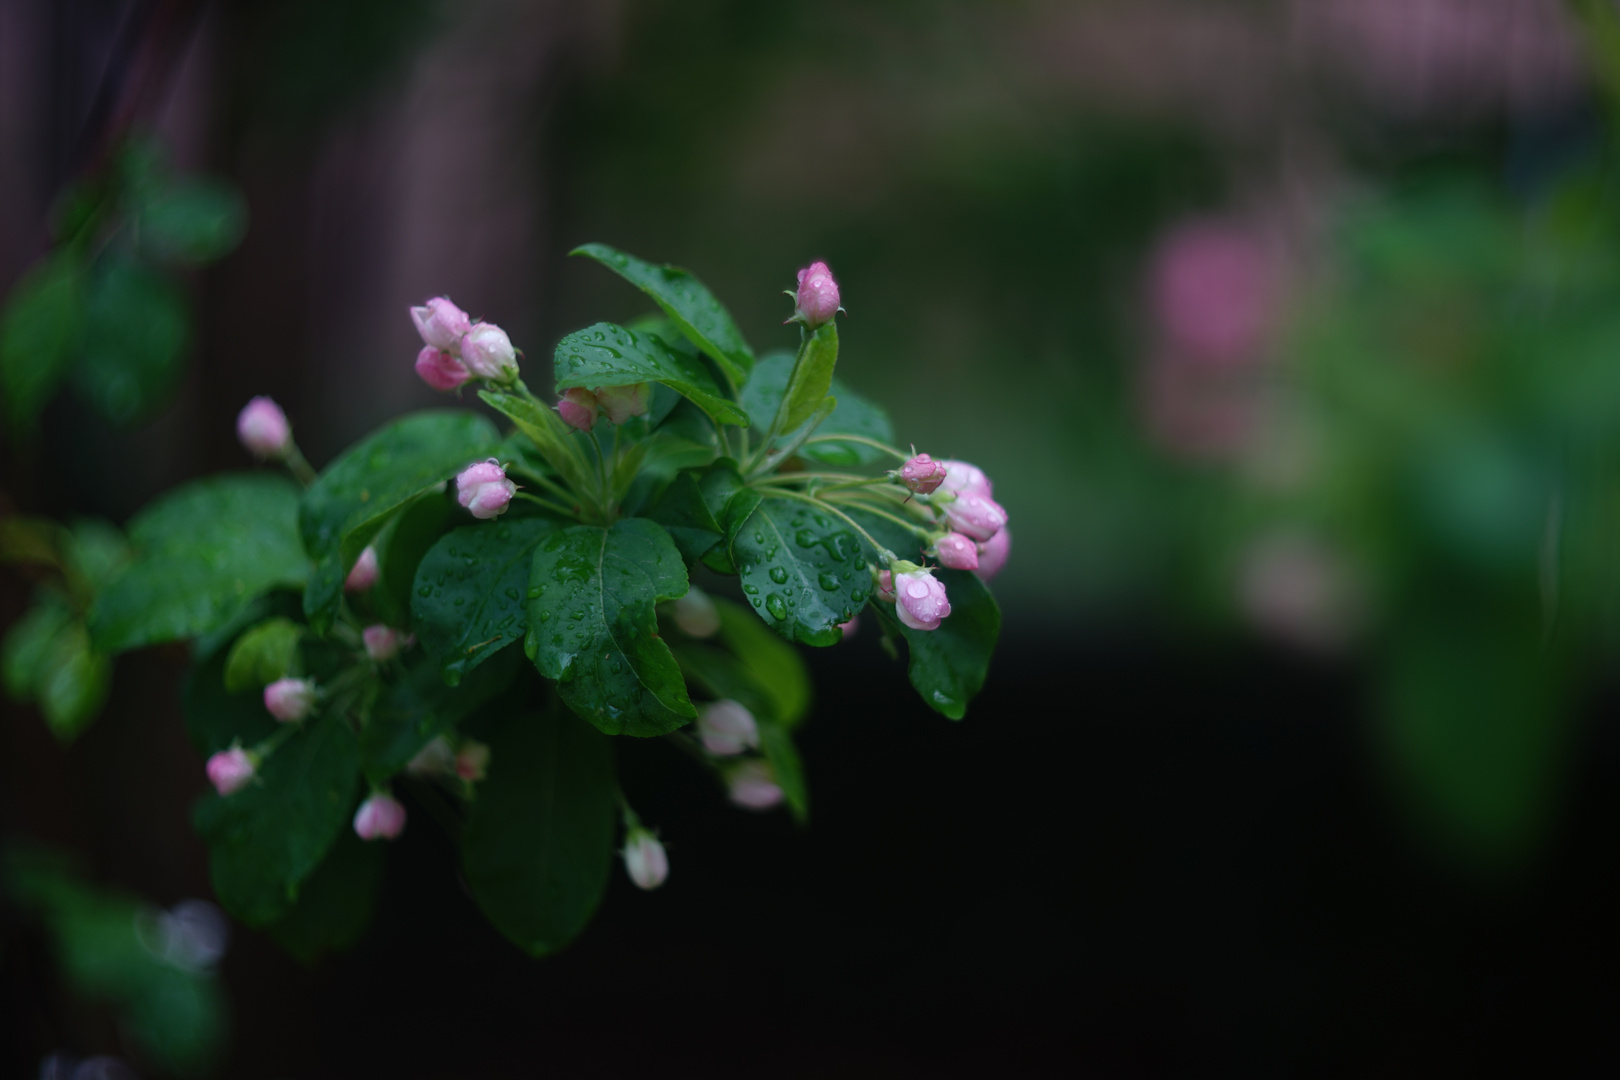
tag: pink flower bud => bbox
[406,736,455,776]
[344,546,380,593]
[455,458,516,520]
[875,569,896,603]
[205,747,255,796]
[932,532,980,571]
[236,397,291,459]
[460,321,518,381]
[671,588,721,638]
[595,383,650,425]
[975,527,1010,581]
[941,491,1007,543]
[263,677,316,723]
[897,453,948,494]
[415,346,472,391]
[362,625,405,661]
[455,740,490,782]
[696,699,759,756]
[410,296,472,352]
[938,459,992,498]
[622,828,669,890]
[837,615,859,639]
[727,760,784,811]
[353,793,407,841]
[791,261,841,328]
[894,568,951,631]
[556,387,599,432]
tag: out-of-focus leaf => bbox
[223,617,303,692]
[2,593,73,700]
[758,720,808,824]
[74,257,189,425]
[0,250,85,434]
[714,597,811,727]
[136,178,249,264]
[38,622,111,742]
[266,827,385,964]
[359,645,521,784]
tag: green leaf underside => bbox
[571,243,755,387]
[730,497,869,646]
[0,251,84,433]
[775,321,838,435]
[554,321,749,427]
[872,569,1000,720]
[223,617,302,692]
[758,720,809,824]
[413,517,557,683]
[740,351,895,467]
[713,598,811,727]
[462,708,616,957]
[192,713,360,926]
[300,410,499,635]
[359,645,522,784]
[266,827,384,965]
[526,518,695,736]
[74,259,189,426]
[91,474,308,653]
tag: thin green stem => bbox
[507,465,578,507]
[281,444,317,487]
[824,494,937,541]
[753,470,871,486]
[514,490,582,520]
[801,434,910,462]
[767,487,897,563]
[816,476,906,495]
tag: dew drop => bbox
[818,572,840,591]
[765,594,788,620]
[768,566,788,585]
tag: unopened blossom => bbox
[415,346,472,391]
[932,532,980,571]
[456,459,516,519]
[455,740,490,782]
[938,459,992,498]
[942,491,1007,543]
[894,568,951,631]
[622,828,669,890]
[697,699,759,756]
[461,322,518,381]
[205,747,255,796]
[790,261,841,328]
[975,528,1011,581]
[263,677,316,723]
[897,452,948,495]
[410,296,471,352]
[363,625,406,661]
[353,793,407,841]
[596,383,650,425]
[237,397,290,459]
[406,736,455,776]
[727,760,784,811]
[838,615,859,640]
[557,387,599,432]
[671,588,721,638]
[344,546,380,593]
[875,569,896,603]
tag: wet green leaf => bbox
[266,826,384,965]
[730,497,870,646]
[223,617,303,692]
[554,321,749,427]
[871,569,1000,721]
[359,643,522,784]
[413,516,556,682]
[758,720,808,824]
[714,597,810,727]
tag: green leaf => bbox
[135,178,249,264]
[300,410,499,635]
[192,713,360,926]
[774,321,838,435]
[64,518,131,595]
[37,622,111,742]
[526,517,696,736]
[647,470,723,564]
[359,644,522,784]
[413,517,556,682]
[730,497,870,646]
[571,243,755,387]
[0,250,85,434]
[758,720,808,825]
[873,569,1000,720]
[714,597,810,727]
[369,489,454,627]
[478,388,595,496]
[672,643,773,718]
[74,258,190,425]
[554,322,749,427]
[223,617,303,692]
[91,474,309,653]
[462,707,616,957]
[266,826,384,965]
[2,594,74,700]
[739,350,894,466]
[182,648,277,756]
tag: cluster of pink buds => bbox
[554,382,650,431]
[354,792,407,841]
[263,677,317,723]
[455,459,516,520]
[879,565,952,631]
[622,828,669,890]
[411,296,519,390]
[236,397,291,460]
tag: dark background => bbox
[5,0,1620,1076]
